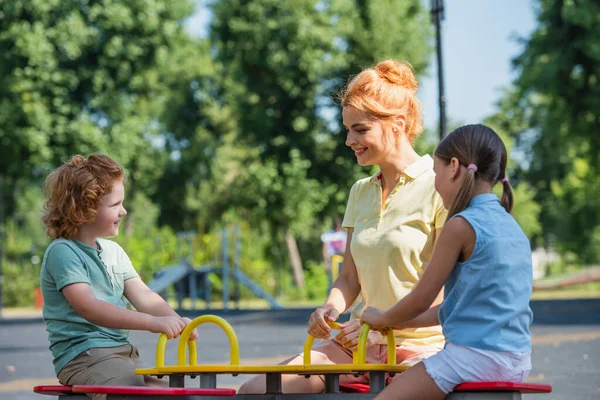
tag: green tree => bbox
[204,0,433,285]
[493,0,600,262]
[0,0,195,226]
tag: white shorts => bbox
[422,342,531,394]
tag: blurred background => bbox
[0,0,599,313]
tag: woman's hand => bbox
[308,306,339,339]
[360,307,391,333]
[334,320,383,352]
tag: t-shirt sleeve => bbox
[433,192,448,230]
[45,244,90,291]
[342,183,358,228]
[116,244,140,281]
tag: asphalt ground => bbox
[0,312,598,400]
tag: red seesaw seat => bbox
[339,382,552,394]
[34,385,236,397]
[33,385,75,395]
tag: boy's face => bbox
[87,180,127,239]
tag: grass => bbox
[530,281,600,300]
[4,283,600,314]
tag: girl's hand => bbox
[308,306,339,339]
[334,320,383,351]
[182,317,199,341]
[360,307,390,333]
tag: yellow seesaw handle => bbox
[154,315,240,368]
[177,315,240,366]
[156,334,197,368]
[303,321,396,366]
[303,321,343,365]
[355,324,396,365]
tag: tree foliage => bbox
[493,0,600,261]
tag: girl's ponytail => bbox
[500,176,514,214]
[447,166,476,219]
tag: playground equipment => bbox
[149,227,282,311]
[34,314,552,399]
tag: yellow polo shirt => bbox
[343,155,447,347]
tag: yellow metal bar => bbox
[136,363,410,376]
[330,255,343,282]
[385,329,396,364]
[176,315,240,366]
[156,333,198,368]
[303,320,343,365]
[156,333,168,368]
[356,324,396,364]
[189,340,197,365]
[356,324,370,365]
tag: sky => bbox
[184,0,538,133]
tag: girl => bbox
[40,154,198,398]
[239,60,447,394]
[362,124,533,399]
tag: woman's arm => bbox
[323,228,361,315]
[308,228,361,338]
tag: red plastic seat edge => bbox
[453,382,552,393]
[340,382,552,394]
[339,383,370,393]
[33,385,74,395]
[72,385,236,396]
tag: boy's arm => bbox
[62,283,184,338]
[123,277,179,317]
[123,278,200,341]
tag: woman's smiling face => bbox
[343,106,396,166]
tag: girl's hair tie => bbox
[467,164,478,172]
[501,176,509,183]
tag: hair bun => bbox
[375,60,419,93]
[71,155,87,167]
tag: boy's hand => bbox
[360,307,390,333]
[150,316,186,339]
[334,320,383,352]
[182,317,199,341]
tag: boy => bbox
[40,154,198,396]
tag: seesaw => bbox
[34,314,552,399]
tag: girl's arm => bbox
[391,227,444,329]
[362,217,473,330]
[392,304,441,329]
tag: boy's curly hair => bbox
[42,154,124,239]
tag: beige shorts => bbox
[57,344,147,400]
[311,339,441,384]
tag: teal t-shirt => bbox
[40,238,140,375]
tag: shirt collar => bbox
[468,193,499,207]
[73,239,103,258]
[369,155,433,184]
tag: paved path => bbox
[0,317,598,400]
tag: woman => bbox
[239,59,447,394]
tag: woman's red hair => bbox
[42,154,124,239]
[340,59,424,142]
